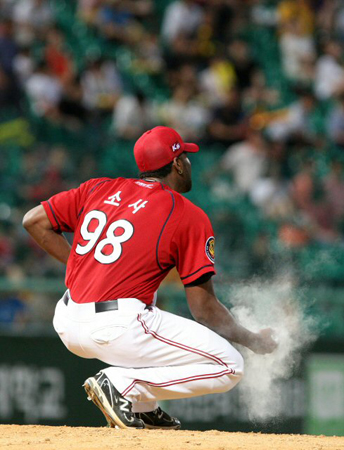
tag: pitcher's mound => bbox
[1,425,343,450]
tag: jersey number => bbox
[75,210,134,264]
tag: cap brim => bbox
[184,143,199,153]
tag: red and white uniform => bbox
[47,178,243,412]
[42,177,216,304]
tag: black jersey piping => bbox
[47,200,61,233]
[77,206,84,218]
[156,184,175,270]
[89,179,112,194]
[184,271,214,287]
[181,264,215,280]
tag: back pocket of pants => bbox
[91,325,128,344]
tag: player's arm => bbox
[23,205,71,264]
[185,276,277,354]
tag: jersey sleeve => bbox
[171,203,216,285]
[41,178,107,232]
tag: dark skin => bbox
[23,153,277,354]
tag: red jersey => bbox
[42,178,216,304]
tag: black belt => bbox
[63,291,119,312]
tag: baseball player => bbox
[23,126,277,430]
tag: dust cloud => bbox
[226,277,319,422]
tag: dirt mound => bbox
[0,425,343,450]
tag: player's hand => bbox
[250,328,278,354]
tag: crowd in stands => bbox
[2,0,344,326]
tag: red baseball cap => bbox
[134,126,199,172]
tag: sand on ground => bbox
[0,425,343,450]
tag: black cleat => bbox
[135,407,181,430]
[83,371,145,429]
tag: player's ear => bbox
[173,156,183,175]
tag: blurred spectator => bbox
[13,46,34,86]
[44,27,75,84]
[250,161,294,220]
[251,0,279,27]
[266,89,318,144]
[291,161,339,243]
[162,0,205,60]
[131,33,164,75]
[0,19,17,75]
[305,184,339,243]
[208,129,268,195]
[78,0,102,26]
[316,0,335,38]
[279,18,315,83]
[13,0,53,45]
[206,0,236,43]
[113,90,155,140]
[59,74,89,128]
[81,58,122,113]
[278,0,314,37]
[291,160,315,210]
[167,63,198,93]
[207,87,247,147]
[199,54,236,107]
[96,0,153,45]
[159,84,209,141]
[25,60,62,119]
[227,39,257,91]
[315,40,344,100]
[243,69,280,116]
[278,221,310,248]
[0,19,21,109]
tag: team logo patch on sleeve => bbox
[205,237,215,263]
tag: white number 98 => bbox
[76,210,134,264]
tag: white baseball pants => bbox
[53,292,244,413]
